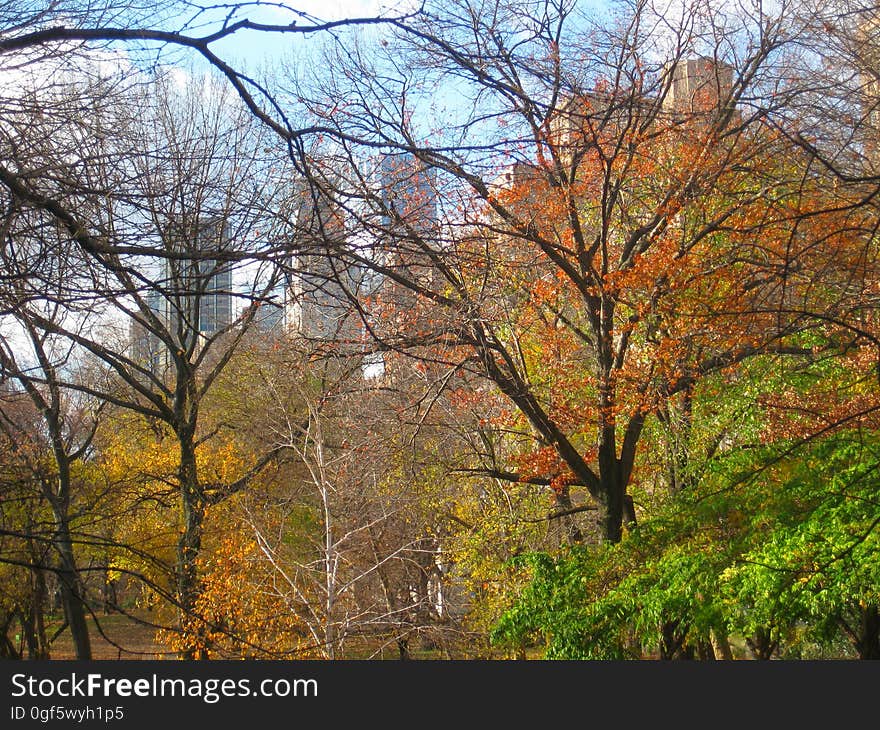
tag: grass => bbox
[47,610,174,660]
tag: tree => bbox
[277,0,862,545]
[0,385,55,659]
[0,1,419,660]
[0,318,103,659]
[220,337,472,659]
[0,72,299,656]
[3,0,880,662]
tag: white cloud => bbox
[0,43,137,94]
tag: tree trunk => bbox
[712,631,734,660]
[0,612,20,659]
[666,387,694,494]
[856,604,880,660]
[413,535,440,651]
[622,494,637,528]
[101,565,118,614]
[28,544,51,659]
[39,441,92,661]
[746,627,777,660]
[660,619,686,659]
[596,483,624,544]
[697,639,716,661]
[176,438,206,659]
[56,555,91,659]
[52,509,91,660]
[19,609,39,660]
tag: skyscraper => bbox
[195,221,233,335]
[661,57,735,117]
[374,152,439,303]
[129,217,235,376]
[286,180,366,344]
[378,152,438,230]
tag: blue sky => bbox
[200,0,400,71]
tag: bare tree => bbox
[0,1,420,658]
[0,73,301,656]
[0,384,55,659]
[0,313,105,659]
[229,343,465,659]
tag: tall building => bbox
[129,218,235,376]
[286,181,367,344]
[194,222,233,335]
[661,57,735,117]
[858,12,880,172]
[378,152,438,230]
[373,153,439,305]
[129,286,166,377]
[549,57,737,166]
[282,154,440,347]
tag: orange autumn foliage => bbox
[159,526,317,659]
